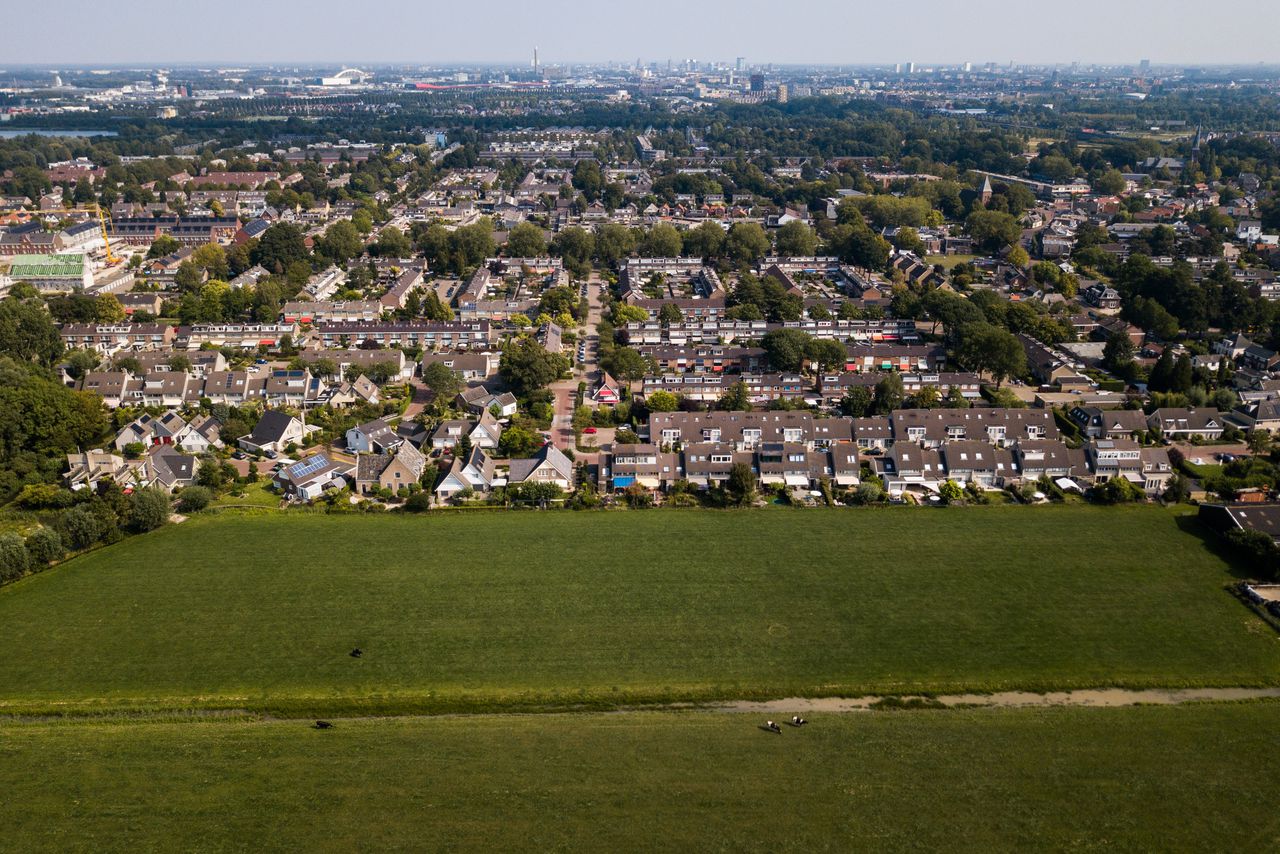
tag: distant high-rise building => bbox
[962,62,972,73]
[1139,58,1151,72]
[893,63,902,74]
[776,84,788,104]
[735,57,745,72]
[749,73,764,93]
[906,62,916,74]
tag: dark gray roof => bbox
[246,409,298,444]
[357,453,392,481]
[148,446,195,487]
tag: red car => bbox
[583,427,597,434]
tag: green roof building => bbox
[5,253,93,293]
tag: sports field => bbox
[1,505,1276,716]
[3,702,1279,852]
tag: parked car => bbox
[583,427,597,434]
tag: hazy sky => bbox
[4,0,1274,67]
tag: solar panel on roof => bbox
[288,456,329,478]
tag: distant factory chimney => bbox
[533,46,539,76]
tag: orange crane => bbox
[94,203,120,265]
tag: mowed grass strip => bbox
[2,703,1279,852]
[0,506,1277,714]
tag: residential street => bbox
[551,273,604,462]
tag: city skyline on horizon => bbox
[7,58,1280,72]
[4,0,1274,67]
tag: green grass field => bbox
[1,506,1276,716]
[925,253,977,269]
[1181,460,1225,480]
[209,481,283,508]
[3,703,1279,852]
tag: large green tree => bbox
[775,221,818,257]
[251,223,310,274]
[840,386,873,417]
[129,488,171,533]
[146,234,180,259]
[680,221,726,260]
[804,338,848,372]
[600,347,650,382]
[725,222,771,265]
[645,390,679,412]
[725,462,757,506]
[638,223,683,257]
[966,210,1022,252]
[593,222,636,265]
[827,219,891,270]
[505,222,548,258]
[371,226,412,258]
[718,381,753,412]
[422,362,463,408]
[1102,331,1137,377]
[0,358,107,501]
[571,160,603,201]
[955,323,1027,387]
[872,373,905,414]
[316,220,363,265]
[499,338,570,398]
[0,299,63,367]
[549,227,595,275]
[761,328,812,372]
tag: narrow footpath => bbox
[714,686,1280,714]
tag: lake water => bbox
[0,129,118,138]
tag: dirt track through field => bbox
[714,687,1280,713]
[7,688,1280,726]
